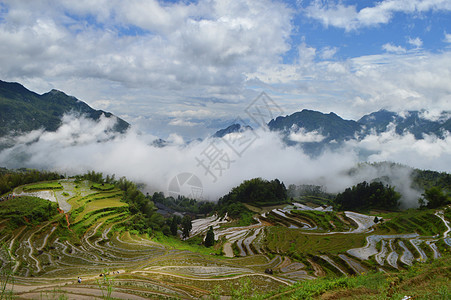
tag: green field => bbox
[22,181,62,191]
[0,178,450,299]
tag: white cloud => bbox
[382,43,407,54]
[2,114,450,208]
[0,0,293,102]
[168,119,198,127]
[289,128,326,143]
[408,37,423,48]
[319,46,338,60]
[251,48,451,120]
[304,0,451,31]
[445,32,451,43]
[298,42,317,63]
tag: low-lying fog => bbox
[1,114,450,208]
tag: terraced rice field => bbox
[1,180,450,299]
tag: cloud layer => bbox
[0,1,450,139]
[304,0,451,31]
[1,114,450,208]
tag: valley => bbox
[1,177,450,299]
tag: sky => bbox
[0,0,450,139]
[1,0,451,202]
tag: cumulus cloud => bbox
[249,48,451,119]
[408,37,423,48]
[445,32,451,43]
[289,127,326,143]
[1,114,450,208]
[0,0,292,92]
[168,119,198,127]
[382,43,407,54]
[0,0,450,145]
[304,0,451,31]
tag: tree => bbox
[181,215,192,239]
[170,216,179,236]
[422,187,449,209]
[334,181,400,211]
[205,226,215,247]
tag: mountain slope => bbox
[0,80,130,137]
[359,109,451,138]
[213,123,253,138]
[268,109,362,141]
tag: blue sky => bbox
[0,0,450,139]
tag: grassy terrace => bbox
[265,227,367,256]
[22,181,63,191]
[373,209,446,236]
[0,178,450,299]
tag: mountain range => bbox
[1,79,450,153]
[0,80,129,138]
[216,108,451,153]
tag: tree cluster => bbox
[218,178,287,208]
[152,193,214,216]
[334,181,401,211]
[0,168,62,195]
[0,196,58,229]
[419,186,450,209]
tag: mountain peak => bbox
[0,80,130,138]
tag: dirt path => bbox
[435,210,451,246]
[132,269,291,285]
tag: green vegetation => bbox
[152,192,215,216]
[0,242,14,300]
[219,178,288,207]
[0,168,61,195]
[412,168,451,192]
[0,168,450,299]
[205,226,215,247]
[258,255,451,299]
[265,227,366,256]
[96,270,114,300]
[0,196,58,229]
[90,182,115,191]
[153,232,222,256]
[181,215,192,239]
[335,181,400,212]
[0,80,129,138]
[375,209,446,236]
[216,178,287,223]
[420,186,450,209]
[290,210,353,232]
[22,181,62,191]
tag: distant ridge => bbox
[213,123,253,138]
[212,108,451,154]
[0,80,130,137]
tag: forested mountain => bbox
[213,123,253,138]
[268,108,451,142]
[0,80,129,137]
[213,108,450,155]
[358,109,451,138]
[268,109,361,141]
